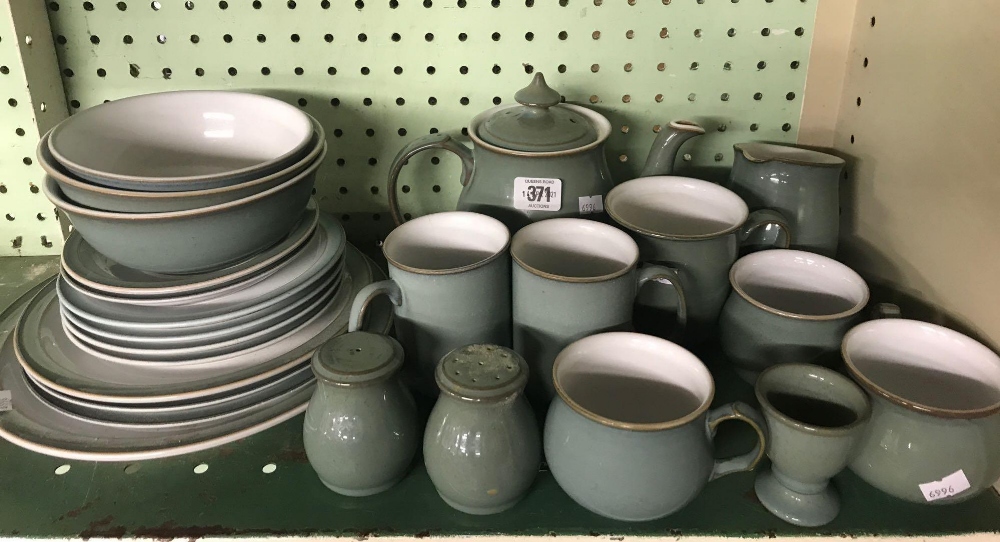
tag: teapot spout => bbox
[638,120,706,177]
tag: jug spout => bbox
[638,120,706,177]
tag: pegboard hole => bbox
[355,0,364,7]
[492,64,501,74]
[296,67,305,75]
[389,0,398,6]
[795,27,805,36]
[393,66,402,75]
[190,34,199,43]
[287,0,297,7]
[336,158,346,166]
[262,464,277,474]
[396,97,405,106]
[655,94,664,103]
[157,34,167,44]
[423,0,432,6]
[431,157,441,165]
[623,63,632,72]
[297,98,307,106]
[863,57,869,68]
[363,98,372,106]
[50,2,61,10]
[850,135,855,144]
[5,214,13,221]
[259,67,269,75]
[787,92,796,101]
[459,66,468,74]
[723,61,732,71]
[358,33,368,42]
[657,62,665,71]
[870,16,875,27]
[790,60,800,69]
[428,97,437,105]
[458,0,466,6]
[558,64,566,73]
[432,185,441,193]
[15,128,25,136]
[7,99,15,108]
[368,158,378,166]
[460,97,470,105]
[693,29,702,38]
[290,34,300,42]
[689,62,699,70]
[63,68,74,77]
[559,31,568,40]
[151,1,161,9]
[70,100,81,108]
[218,0,227,8]
[373,214,381,221]
[782,123,792,132]
[757,61,766,70]
[391,32,401,42]
[0,184,6,193]
[329,67,338,75]
[330,97,340,106]
[425,33,434,42]
[223,34,233,43]
[753,92,763,100]
[196,67,205,76]
[55,464,71,475]
[333,129,343,137]
[83,1,94,10]
[856,96,861,106]
[401,185,411,193]
[492,32,501,41]
[687,93,696,102]
[760,28,770,36]
[90,35,100,44]
[459,33,468,41]
[589,95,598,104]
[720,93,730,102]
[252,0,261,7]
[29,183,39,193]
[339,186,348,194]
[257,34,266,43]
[360,66,370,75]
[592,31,601,40]
[97,68,107,77]
[185,1,194,8]
[398,128,407,136]
[228,67,237,76]
[0,66,8,75]
[193,464,209,474]
[727,28,736,37]
[525,0,533,5]
[427,66,436,75]
[525,64,534,74]
[22,157,33,166]
[365,128,375,136]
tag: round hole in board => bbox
[398,128,407,136]
[90,35,100,44]
[790,60,800,69]
[401,185,410,193]
[151,1,161,9]
[287,0,296,7]
[870,16,875,27]
[761,28,770,36]
[333,129,343,137]
[196,67,205,76]
[368,158,378,166]
[863,57,869,68]
[228,67,237,76]
[728,28,735,37]
[358,33,368,42]
[355,0,364,7]
[370,186,379,194]
[218,0,227,6]
[795,27,804,36]
[428,97,437,105]
[373,214,381,221]
[558,64,566,73]
[297,98,307,106]
[394,66,402,74]
[525,64,534,74]
[850,135,855,144]
[330,97,340,106]
[360,67,369,75]
[55,464,71,475]
[296,67,305,75]
[782,123,792,132]
[460,97,470,105]
[262,464,277,474]
[459,66,468,74]
[363,97,373,106]
[492,64,501,74]
[687,93,696,102]
[492,0,499,6]
[787,92,796,101]
[252,0,260,7]
[50,2,61,10]
[16,128,25,136]
[754,92,763,100]
[757,61,766,70]
[193,463,209,474]
[157,34,167,43]
[290,34,300,42]
[396,97,405,106]
[458,0,466,5]
[423,0,432,6]
[185,1,194,8]
[257,34,266,43]
[432,185,441,192]
[856,96,861,106]
[23,157,32,166]
[492,32,501,41]
[336,158,345,166]
[389,0,398,6]
[459,32,468,41]
[391,32,400,42]
[325,34,334,42]
[70,99,81,108]
[339,186,348,194]
[721,93,729,101]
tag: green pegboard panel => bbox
[0,2,67,257]
[42,0,816,245]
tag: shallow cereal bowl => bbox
[44,146,323,274]
[38,120,325,213]
[47,90,314,191]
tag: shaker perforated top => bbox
[311,331,404,386]
[435,344,529,401]
[478,73,598,153]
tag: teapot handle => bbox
[387,133,475,225]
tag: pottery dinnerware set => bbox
[0,77,998,526]
[0,91,394,461]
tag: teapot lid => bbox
[479,73,598,152]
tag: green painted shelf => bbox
[1,256,998,539]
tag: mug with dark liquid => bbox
[544,332,767,521]
[754,363,871,527]
[719,249,870,383]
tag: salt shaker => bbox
[424,344,540,515]
[303,331,418,496]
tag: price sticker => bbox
[0,390,11,412]
[919,470,971,502]
[513,177,562,212]
[578,195,604,215]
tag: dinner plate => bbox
[27,361,314,425]
[60,267,342,348]
[60,201,319,298]
[57,213,345,323]
[13,243,388,404]
[60,270,341,363]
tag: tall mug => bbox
[511,218,682,404]
[349,211,511,395]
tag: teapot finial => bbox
[639,120,706,177]
[514,73,561,109]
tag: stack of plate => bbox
[0,92,392,461]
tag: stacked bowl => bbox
[0,91,391,461]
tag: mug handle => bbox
[636,264,688,334]
[348,280,403,332]
[737,209,792,250]
[705,401,768,481]
[387,134,475,226]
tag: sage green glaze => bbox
[303,332,419,497]
[753,364,871,527]
[387,76,705,232]
[544,332,767,522]
[423,345,540,515]
[510,219,683,404]
[606,176,789,343]
[726,142,845,258]
[348,212,511,396]
[719,250,869,383]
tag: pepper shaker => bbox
[303,331,419,496]
[424,344,540,515]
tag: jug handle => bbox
[349,280,403,333]
[636,264,688,336]
[387,134,475,225]
[705,401,768,481]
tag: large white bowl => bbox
[47,90,314,191]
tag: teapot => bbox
[387,73,705,231]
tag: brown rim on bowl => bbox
[842,322,1000,419]
[728,251,870,321]
[43,143,327,222]
[38,121,326,202]
[47,90,316,186]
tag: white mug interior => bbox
[553,332,713,427]
[511,218,638,279]
[383,211,509,272]
[731,249,869,318]
[844,319,1000,414]
[606,176,749,238]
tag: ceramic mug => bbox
[544,332,767,522]
[754,363,871,527]
[844,319,1000,504]
[726,142,845,258]
[349,211,511,395]
[719,249,870,384]
[606,176,790,343]
[511,218,684,404]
